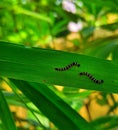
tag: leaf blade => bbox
[0,42,118,93]
[11,79,94,130]
[0,90,17,130]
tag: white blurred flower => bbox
[68,21,83,32]
[62,0,76,14]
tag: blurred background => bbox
[0,0,118,130]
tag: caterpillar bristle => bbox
[91,77,95,80]
[101,80,104,83]
[89,75,93,79]
[95,80,99,84]
[72,62,75,65]
[55,68,59,71]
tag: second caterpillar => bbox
[79,72,104,84]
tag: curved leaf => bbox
[11,79,94,130]
[0,90,17,130]
[0,42,118,93]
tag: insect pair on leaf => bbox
[54,62,104,84]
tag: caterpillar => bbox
[55,62,80,71]
[79,72,104,84]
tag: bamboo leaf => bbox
[11,79,94,130]
[0,42,118,93]
[0,90,17,130]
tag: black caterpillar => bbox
[79,72,104,84]
[55,62,80,71]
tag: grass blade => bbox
[0,42,118,93]
[11,79,94,130]
[0,90,17,130]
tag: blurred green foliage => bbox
[0,0,117,49]
[0,0,118,130]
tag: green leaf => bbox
[0,90,17,130]
[13,6,52,24]
[84,37,118,62]
[0,42,118,93]
[101,22,118,31]
[52,20,68,36]
[10,79,94,130]
[112,45,118,63]
[91,115,118,130]
[81,26,95,39]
